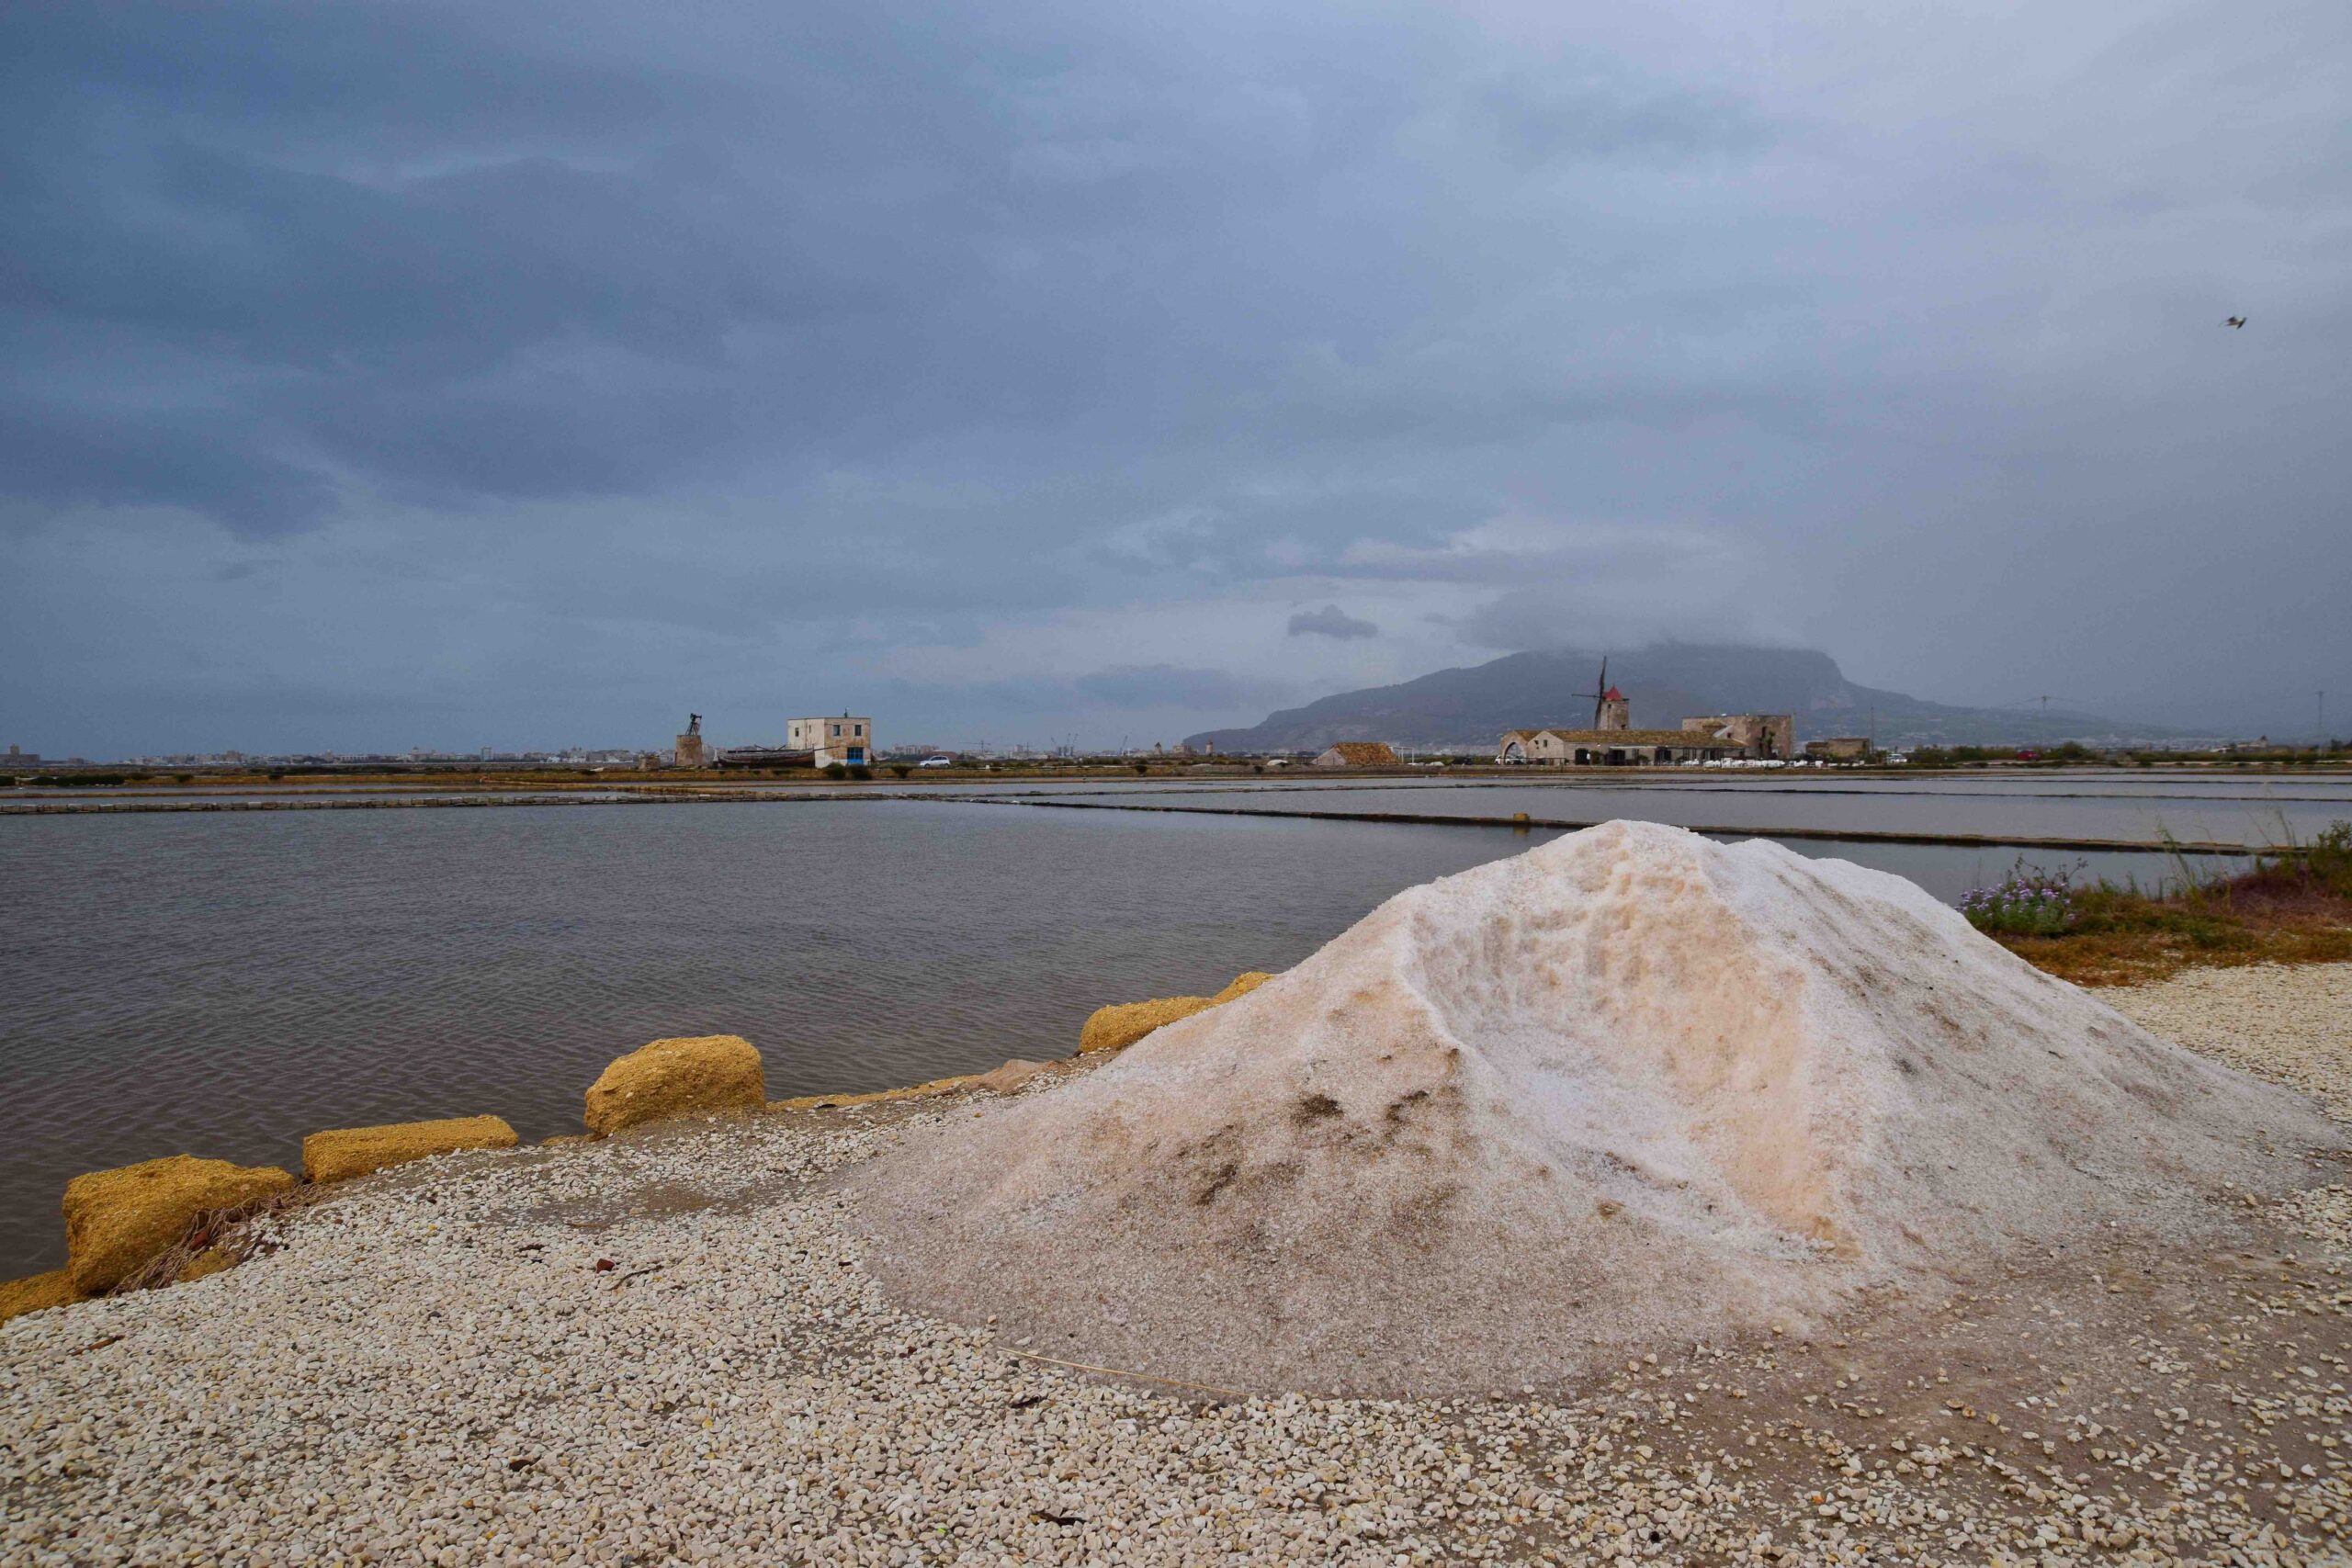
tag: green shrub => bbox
[889,763,912,778]
[2310,820,2352,896]
[1960,864,2080,935]
[823,762,849,780]
[847,764,872,781]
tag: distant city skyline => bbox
[0,649,2336,762]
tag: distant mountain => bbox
[1184,645,2178,753]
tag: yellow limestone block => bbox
[301,1114,519,1183]
[0,1270,78,1325]
[62,1156,296,1295]
[1078,970,1279,1055]
[585,1034,765,1135]
[1078,995,1216,1055]
[1212,971,1276,1004]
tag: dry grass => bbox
[1995,856,2352,986]
[108,1188,316,1295]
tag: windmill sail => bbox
[1571,657,1610,728]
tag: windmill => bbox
[1571,656,1613,729]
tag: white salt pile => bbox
[853,821,2344,1395]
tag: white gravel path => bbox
[2103,962,2352,1121]
[1,963,2347,1566]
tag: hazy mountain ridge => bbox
[1184,645,2179,752]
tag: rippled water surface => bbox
[0,783,2335,1274]
[0,803,1529,1272]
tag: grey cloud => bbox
[1072,665,1293,712]
[1287,604,1378,639]
[1324,521,1752,591]
[1439,590,1780,658]
[0,1,1817,536]
[1441,592,1577,654]
[0,396,335,536]
[1,0,2347,753]
[1469,69,1773,165]
[1,6,1094,526]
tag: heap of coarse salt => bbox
[853,821,2340,1394]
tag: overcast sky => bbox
[4,0,2346,756]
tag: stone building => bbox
[1805,736,1871,760]
[1498,727,1735,766]
[1679,713,1796,761]
[1498,684,1747,765]
[1314,741,1401,768]
[786,714,874,769]
[1502,682,1796,766]
[673,714,708,769]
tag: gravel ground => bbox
[2104,963,2352,1121]
[2,965,2348,1566]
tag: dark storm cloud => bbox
[1288,605,1378,640]
[0,395,334,533]
[0,3,1151,528]
[1,0,2346,753]
[0,1,1803,536]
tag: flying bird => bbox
[2225,316,2246,328]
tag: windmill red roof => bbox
[1601,686,1625,701]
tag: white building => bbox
[786,714,875,768]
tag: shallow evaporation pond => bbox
[0,798,2233,1276]
[1069,783,2341,846]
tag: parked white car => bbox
[917,755,955,768]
